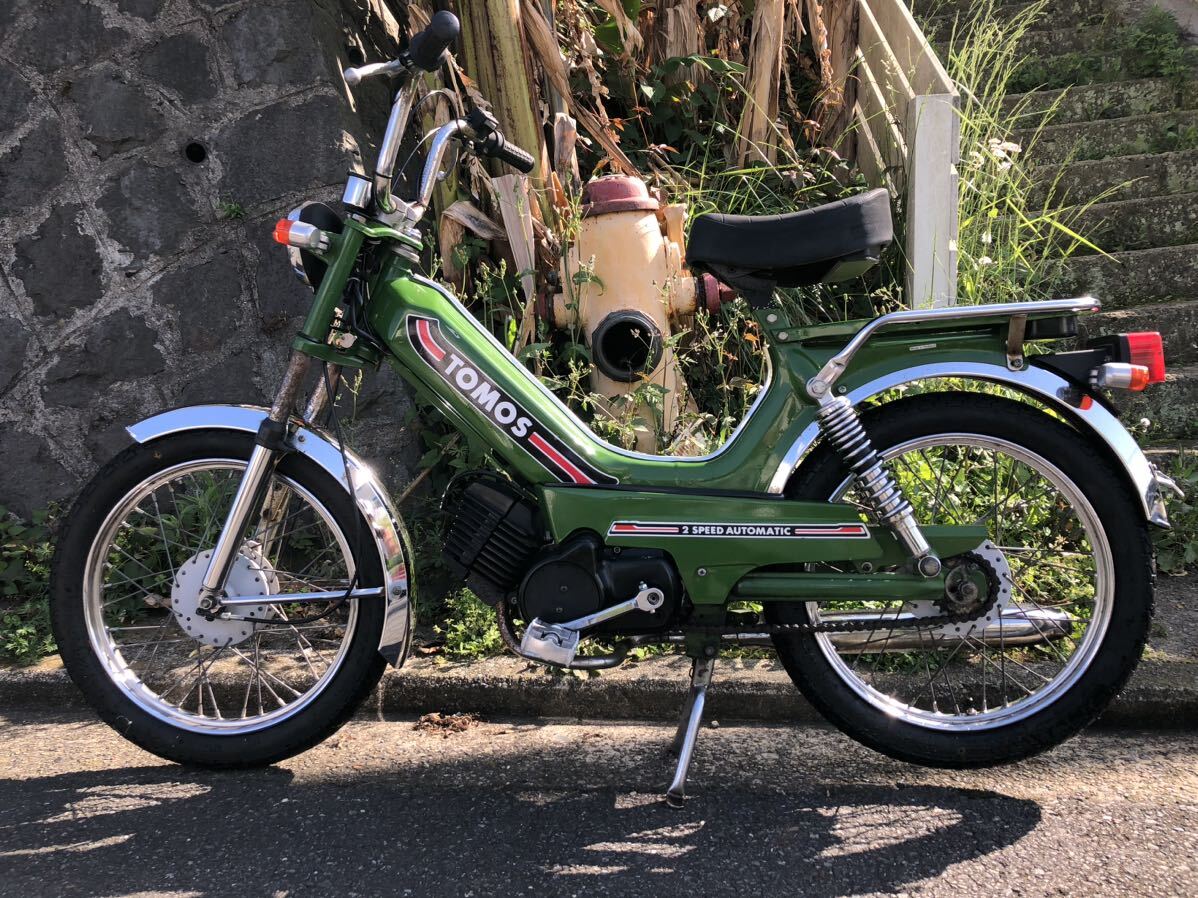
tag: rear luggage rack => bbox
[806,297,1101,399]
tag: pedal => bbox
[517,584,664,667]
[519,619,580,666]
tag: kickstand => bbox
[665,655,715,807]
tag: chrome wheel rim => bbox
[811,434,1113,731]
[83,459,360,734]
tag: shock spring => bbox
[816,396,940,576]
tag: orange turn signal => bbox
[273,219,293,245]
[1127,364,1150,391]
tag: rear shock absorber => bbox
[816,396,941,577]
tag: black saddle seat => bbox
[686,187,893,288]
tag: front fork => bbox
[195,351,317,613]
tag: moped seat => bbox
[686,187,893,288]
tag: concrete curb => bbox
[3,653,1194,727]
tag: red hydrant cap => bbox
[581,175,659,217]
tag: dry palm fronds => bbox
[736,0,786,166]
[651,0,702,79]
[414,711,481,734]
[521,0,641,176]
[595,0,643,53]
[804,0,842,125]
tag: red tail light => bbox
[1126,332,1165,383]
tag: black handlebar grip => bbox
[491,134,536,174]
[408,10,459,71]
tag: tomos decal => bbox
[408,315,617,485]
[608,522,870,538]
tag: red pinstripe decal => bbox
[416,318,445,362]
[529,432,594,485]
[608,522,870,538]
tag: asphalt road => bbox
[0,711,1194,898]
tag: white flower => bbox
[981,231,993,245]
[976,255,994,267]
[987,138,1023,162]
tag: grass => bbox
[0,507,55,665]
[1153,450,1198,575]
[929,0,1114,305]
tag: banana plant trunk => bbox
[457,0,547,182]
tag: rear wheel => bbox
[50,430,388,767]
[772,393,1153,767]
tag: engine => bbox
[442,473,682,630]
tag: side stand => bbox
[665,655,715,807]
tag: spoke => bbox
[183,642,231,712]
[924,448,950,522]
[205,680,223,720]
[228,647,304,699]
[105,542,171,583]
[113,639,191,649]
[160,643,227,704]
[227,643,289,709]
[271,607,331,675]
[130,616,182,671]
[1010,582,1079,660]
[289,545,339,581]
[968,636,1053,685]
[906,636,971,709]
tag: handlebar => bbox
[341,10,535,220]
[475,131,536,174]
[408,10,460,71]
[342,59,405,86]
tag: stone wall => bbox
[0,0,422,518]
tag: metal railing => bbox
[853,0,960,309]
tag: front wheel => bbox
[772,393,1154,767]
[50,429,388,767]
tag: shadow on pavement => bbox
[0,759,1041,897]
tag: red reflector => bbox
[273,219,292,245]
[1126,332,1165,383]
[1079,394,1093,410]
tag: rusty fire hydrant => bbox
[539,176,734,453]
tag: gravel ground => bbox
[0,711,1194,898]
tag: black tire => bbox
[771,393,1154,768]
[50,429,389,768]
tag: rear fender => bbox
[767,361,1175,528]
[126,404,414,666]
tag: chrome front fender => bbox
[767,362,1175,528]
[127,404,413,666]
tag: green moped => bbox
[50,12,1181,805]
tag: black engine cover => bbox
[442,475,542,605]
[518,532,681,632]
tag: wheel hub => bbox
[171,543,279,646]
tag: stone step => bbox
[921,0,1107,37]
[1119,364,1198,438]
[1144,440,1198,472]
[1010,51,1129,94]
[1067,191,1198,254]
[1005,78,1198,127]
[935,26,1103,61]
[1018,110,1198,164]
[1056,242,1198,309]
[1030,149,1198,204]
[1089,300,1198,366]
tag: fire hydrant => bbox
[539,176,734,453]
